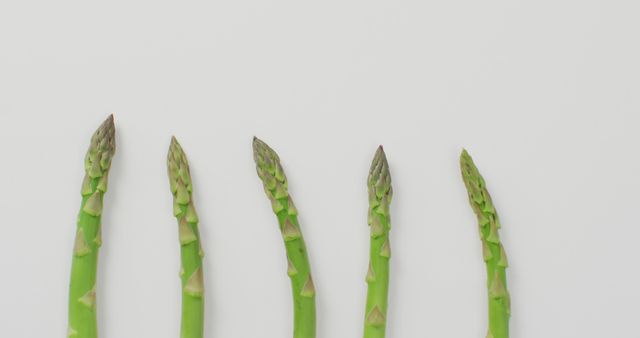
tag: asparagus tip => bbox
[461,148,470,158]
[252,136,265,149]
[368,145,389,180]
[95,114,115,139]
[97,114,115,135]
[85,115,116,176]
[168,136,181,157]
[459,148,478,177]
[368,145,391,201]
[252,136,280,165]
[167,136,190,180]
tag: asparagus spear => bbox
[167,137,205,338]
[363,146,393,338]
[68,115,116,338]
[460,150,510,338]
[252,137,316,338]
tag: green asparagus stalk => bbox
[363,146,393,338]
[252,137,316,338]
[460,150,510,338]
[167,137,205,338]
[67,115,116,338]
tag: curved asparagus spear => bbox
[460,150,510,338]
[68,115,116,338]
[167,137,205,338]
[363,146,393,338]
[252,137,316,338]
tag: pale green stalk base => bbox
[253,137,316,338]
[68,115,116,338]
[363,146,393,338]
[168,137,205,338]
[460,150,510,338]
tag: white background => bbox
[1,1,639,337]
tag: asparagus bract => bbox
[252,137,316,338]
[168,137,205,338]
[363,146,393,338]
[460,150,510,338]
[68,115,116,338]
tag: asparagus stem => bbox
[252,137,316,338]
[68,115,116,338]
[460,150,510,338]
[363,146,393,338]
[168,137,205,338]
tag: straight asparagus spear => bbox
[363,146,393,338]
[252,137,316,338]
[460,150,510,338]
[167,137,205,338]
[68,115,116,338]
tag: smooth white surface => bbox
[1,1,639,337]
